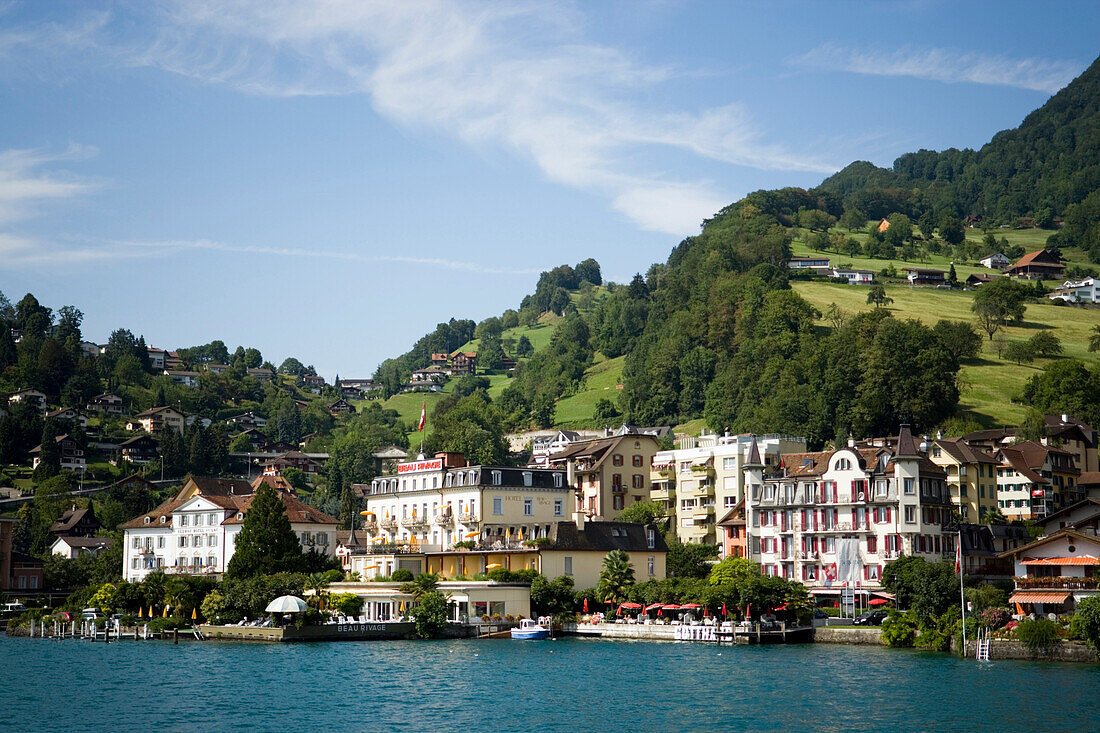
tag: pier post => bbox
[30,619,34,638]
[174,628,179,645]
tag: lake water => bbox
[2,634,1099,731]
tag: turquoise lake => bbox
[2,634,1099,731]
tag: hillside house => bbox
[788,256,831,271]
[30,434,86,472]
[450,352,477,375]
[129,406,185,434]
[46,408,87,430]
[431,353,449,367]
[1048,277,1099,304]
[119,435,160,464]
[1006,249,1065,280]
[328,398,356,415]
[299,374,325,393]
[263,450,323,475]
[50,504,102,538]
[206,363,229,375]
[147,347,167,370]
[965,273,996,287]
[903,268,946,285]
[50,535,114,559]
[246,367,274,382]
[86,392,124,414]
[995,441,1082,520]
[7,388,47,411]
[226,411,267,430]
[979,253,1010,269]
[164,369,199,387]
[832,267,874,284]
[876,217,890,232]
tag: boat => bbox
[510,618,551,640]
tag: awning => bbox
[1021,556,1099,566]
[1008,591,1071,604]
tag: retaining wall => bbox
[813,627,884,645]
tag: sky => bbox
[1,0,1097,378]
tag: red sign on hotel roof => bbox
[397,458,443,474]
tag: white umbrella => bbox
[265,595,309,613]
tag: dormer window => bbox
[144,517,151,524]
[522,471,533,487]
[491,470,502,486]
[468,470,477,485]
[160,516,167,523]
[237,512,244,520]
[553,473,563,488]
[304,512,311,521]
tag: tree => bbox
[575,258,602,286]
[530,574,576,619]
[1028,331,1062,358]
[409,590,449,638]
[839,207,866,232]
[932,320,981,362]
[979,507,1007,525]
[797,208,835,232]
[867,284,893,309]
[1017,409,1048,442]
[973,302,1003,341]
[1004,340,1035,365]
[615,500,664,526]
[939,215,965,245]
[278,358,307,376]
[1072,595,1100,651]
[1090,325,1100,353]
[401,572,441,602]
[596,549,635,604]
[666,538,719,578]
[971,277,1029,338]
[225,484,304,578]
[824,303,846,330]
[883,557,956,621]
[516,335,533,358]
[593,398,620,425]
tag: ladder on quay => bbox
[976,627,991,661]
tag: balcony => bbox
[380,519,398,531]
[434,513,454,527]
[691,505,715,520]
[1014,576,1098,590]
[403,518,429,531]
[650,485,674,501]
[457,512,479,525]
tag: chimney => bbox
[847,436,855,448]
[573,511,586,531]
[1062,414,1070,424]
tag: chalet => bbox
[1048,277,1099,304]
[995,441,1082,520]
[965,273,997,287]
[788,256,831,271]
[86,392,124,414]
[129,406,185,434]
[147,347,168,370]
[30,434,86,472]
[876,217,890,232]
[501,355,517,371]
[903,268,946,286]
[164,369,199,387]
[226,411,268,430]
[957,523,1030,580]
[450,352,477,375]
[979,253,1010,270]
[184,414,212,429]
[50,535,114,559]
[235,428,269,452]
[50,504,102,537]
[1037,498,1100,536]
[261,441,297,454]
[832,267,874,284]
[79,341,101,358]
[411,367,448,383]
[431,353,450,367]
[7,388,47,411]
[206,363,229,374]
[340,386,363,399]
[246,367,274,382]
[1000,529,1100,615]
[119,434,160,464]
[328,398,356,415]
[1006,249,1064,280]
[298,432,320,448]
[164,351,184,370]
[46,408,87,430]
[263,450,322,475]
[299,374,325,393]
[964,214,983,227]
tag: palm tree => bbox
[400,572,440,601]
[980,507,1007,525]
[1089,324,1100,352]
[307,572,331,610]
[596,550,635,605]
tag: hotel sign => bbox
[397,458,443,474]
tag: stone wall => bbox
[958,638,1098,663]
[813,627,884,645]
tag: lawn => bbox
[792,279,1100,427]
[554,355,626,427]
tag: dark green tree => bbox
[225,483,304,578]
[515,335,533,358]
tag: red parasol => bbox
[868,598,889,606]
[662,604,682,611]
[679,603,701,609]
[721,602,728,616]
[620,602,642,609]
[775,603,788,611]
[583,598,589,613]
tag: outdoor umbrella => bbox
[619,602,642,609]
[583,598,589,613]
[721,602,728,617]
[265,595,309,614]
[774,603,788,611]
[679,603,701,609]
[868,598,889,606]
[192,608,197,620]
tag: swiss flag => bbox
[418,401,426,432]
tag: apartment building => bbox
[995,441,1082,520]
[650,433,806,545]
[547,435,660,520]
[928,438,1000,521]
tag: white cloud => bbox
[789,43,1083,94]
[0,145,98,224]
[59,1,833,236]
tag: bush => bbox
[880,610,918,648]
[390,568,414,582]
[451,541,475,550]
[1070,596,1100,649]
[410,591,449,639]
[979,607,1011,629]
[1015,618,1061,656]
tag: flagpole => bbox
[958,528,967,656]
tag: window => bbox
[904,506,915,523]
[723,457,737,470]
[132,536,141,548]
[180,514,189,527]
[725,496,737,508]
[208,555,216,568]
[836,457,851,471]
[553,473,563,488]
[632,455,643,467]
[612,495,625,511]
[612,473,623,488]
[613,454,624,466]
[491,470,502,486]
[523,499,533,516]
[564,557,573,575]
[647,556,655,576]
[632,474,644,489]
[553,499,563,516]
[492,497,503,515]
[522,472,533,487]
[209,535,218,547]
[178,536,186,547]
[647,529,656,550]
[904,478,915,495]
[316,532,328,545]
[157,537,165,548]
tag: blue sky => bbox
[1,1,1097,378]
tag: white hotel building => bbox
[120,476,338,583]
[357,453,576,550]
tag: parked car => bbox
[54,611,73,621]
[81,607,100,620]
[1,602,27,614]
[853,609,889,625]
[813,609,829,620]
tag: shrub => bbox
[409,591,449,639]
[880,610,918,648]
[1015,618,1061,656]
[451,541,475,550]
[1070,596,1100,650]
[391,568,414,582]
[979,607,1011,629]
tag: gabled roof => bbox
[1036,498,1100,527]
[549,436,621,464]
[1079,472,1100,488]
[933,438,999,465]
[1008,249,1063,270]
[548,521,667,553]
[716,500,746,526]
[52,536,114,549]
[120,434,158,447]
[175,476,254,500]
[220,491,338,526]
[999,528,1100,560]
[134,406,183,418]
[50,505,98,534]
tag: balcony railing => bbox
[457,513,478,524]
[1014,576,1098,590]
[380,519,398,531]
[434,513,454,526]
